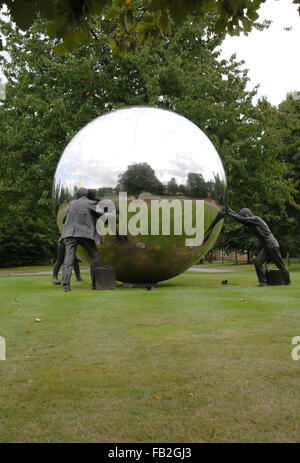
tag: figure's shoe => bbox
[63,287,71,292]
[76,278,83,282]
[52,278,61,285]
[258,282,267,287]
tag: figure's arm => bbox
[62,209,69,224]
[90,200,104,217]
[219,206,227,219]
[227,207,258,225]
[92,199,119,217]
[203,207,226,243]
[227,207,240,220]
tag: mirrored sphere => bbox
[53,107,227,283]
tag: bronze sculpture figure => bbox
[61,187,102,291]
[227,207,290,286]
[52,236,83,285]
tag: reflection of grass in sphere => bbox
[58,199,223,283]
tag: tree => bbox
[135,18,296,221]
[178,184,187,195]
[216,95,300,258]
[186,173,208,198]
[0,14,297,265]
[0,0,282,56]
[274,94,300,256]
[216,96,299,258]
[117,162,163,197]
[216,220,260,262]
[167,177,178,195]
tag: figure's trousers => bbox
[53,240,81,280]
[62,238,100,289]
[254,246,290,285]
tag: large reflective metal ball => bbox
[53,107,227,283]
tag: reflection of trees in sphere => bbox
[117,162,163,197]
[53,107,227,283]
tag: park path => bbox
[188,266,237,273]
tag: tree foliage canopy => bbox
[274,94,300,255]
[2,0,299,55]
[0,14,298,265]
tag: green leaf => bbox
[158,10,171,34]
[38,1,57,21]
[73,30,92,45]
[247,10,259,21]
[118,41,128,58]
[148,0,167,12]
[9,0,37,29]
[202,0,217,13]
[46,21,57,38]
[63,31,76,51]
[215,18,227,34]
[111,39,119,54]
[85,0,107,15]
[241,16,252,32]
[143,13,155,24]
[119,11,128,33]
[105,8,118,20]
[53,42,68,56]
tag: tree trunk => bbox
[247,249,251,264]
[234,251,238,265]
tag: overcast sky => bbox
[220,0,300,105]
[1,0,299,106]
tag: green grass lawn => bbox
[0,265,55,274]
[0,264,299,443]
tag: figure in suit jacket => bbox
[61,187,102,291]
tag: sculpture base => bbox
[94,266,116,290]
[266,269,285,286]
